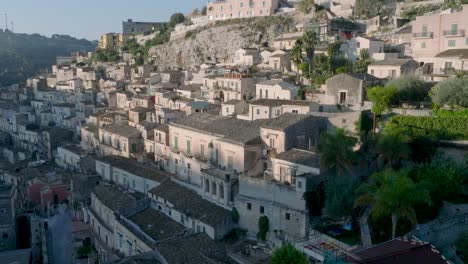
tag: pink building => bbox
[412,5,468,60]
[207,0,279,21]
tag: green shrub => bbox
[430,77,468,107]
[400,4,443,20]
[231,207,239,224]
[271,243,308,264]
[388,115,468,140]
[433,109,468,117]
[456,232,468,261]
[257,216,269,241]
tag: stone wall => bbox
[149,16,296,70]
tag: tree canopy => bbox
[0,30,95,87]
[367,86,398,115]
[169,13,186,28]
[325,176,360,219]
[318,128,357,176]
[377,124,412,169]
[386,75,428,102]
[298,0,315,14]
[430,77,468,107]
[356,169,432,239]
[271,243,308,264]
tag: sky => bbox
[2,0,207,40]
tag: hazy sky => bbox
[2,0,207,40]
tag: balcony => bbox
[413,32,434,38]
[443,29,465,36]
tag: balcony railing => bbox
[413,32,434,38]
[443,29,465,36]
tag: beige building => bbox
[273,32,303,50]
[233,48,261,66]
[207,0,279,21]
[201,73,257,102]
[367,59,420,79]
[99,33,130,50]
[95,155,169,194]
[148,181,233,240]
[256,80,297,100]
[98,124,143,158]
[236,99,319,121]
[88,184,147,262]
[341,36,384,62]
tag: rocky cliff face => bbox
[148,16,297,70]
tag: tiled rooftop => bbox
[275,148,321,167]
[149,181,231,226]
[97,155,170,183]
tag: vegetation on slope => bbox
[0,30,96,87]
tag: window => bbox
[298,181,302,189]
[226,107,229,114]
[356,42,360,48]
[342,118,347,124]
[259,89,263,98]
[2,233,8,239]
[421,42,426,49]
[200,144,205,158]
[448,40,456,47]
[247,203,252,210]
[339,91,347,104]
[451,24,458,34]
[127,241,133,255]
[212,182,217,195]
[174,136,178,150]
[186,140,191,154]
[118,233,123,248]
[132,179,135,189]
[219,183,224,199]
[292,110,298,114]
[205,179,210,193]
[256,108,260,115]
[227,155,234,169]
[260,206,264,214]
[285,213,291,220]
[466,37,468,45]
[422,24,428,34]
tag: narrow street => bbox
[49,204,73,264]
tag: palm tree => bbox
[355,169,432,239]
[318,128,357,176]
[301,30,318,79]
[290,41,303,85]
[377,124,411,169]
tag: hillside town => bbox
[0,0,468,263]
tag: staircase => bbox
[45,228,55,264]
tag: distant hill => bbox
[0,30,97,87]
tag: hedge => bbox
[388,116,468,140]
[433,109,468,117]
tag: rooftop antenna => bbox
[4,12,7,30]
